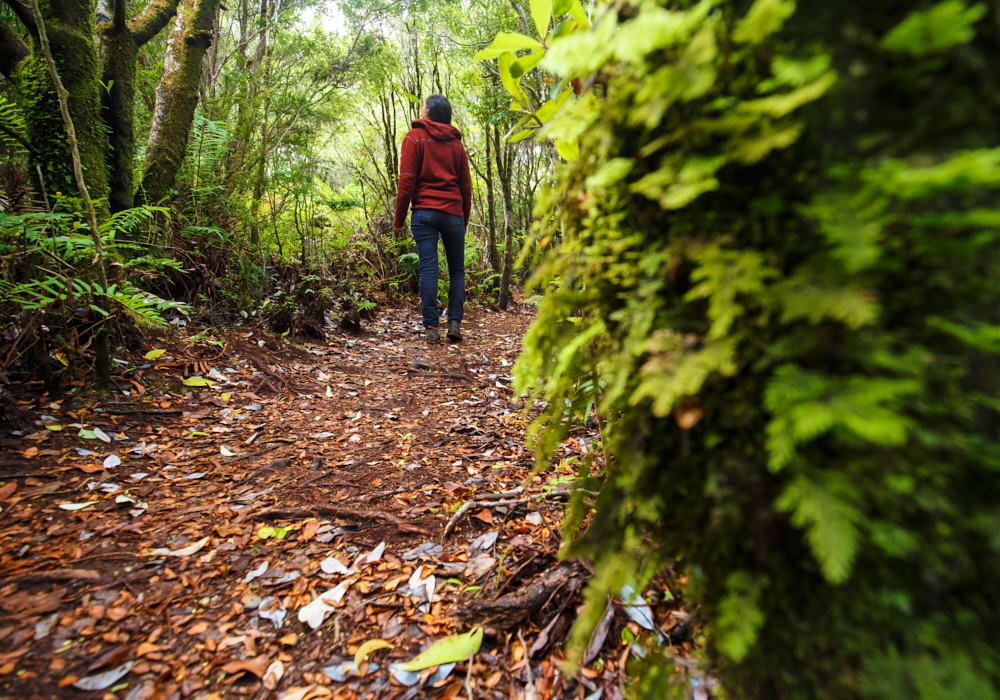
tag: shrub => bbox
[515,0,1000,697]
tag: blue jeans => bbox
[411,209,465,329]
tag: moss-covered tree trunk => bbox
[99,0,179,213]
[6,0,107,211]
[138,0,220,204]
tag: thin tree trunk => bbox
[485,123,500,280]
[139,0,221,204]
[495,130,515,310]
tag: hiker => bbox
[393,94,472,344]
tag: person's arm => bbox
[394,134,420,230]
[458,147,472,226]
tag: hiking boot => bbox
[447,320,463,342]
[425,327,440,343]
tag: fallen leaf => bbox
[59,501,97,511]
[220,445,236,457]
[103,454,121,469]
[472,508,494,525]
[402,628,483,671]
[278,633,298,646]
[220,656,269,678]
[135,643,160,658]
[76,464,105,474]
[320,556,349,575]
[354,639,393,667]
[300,520,319,541]
[244,561,269,583]
[187,620,209,635]
[72,661,135,690]
[93,427,111,443]
[149,536,210,557]
[0,482,16,501]
[263,659,284,690]
[145,349,166,360]
[297,580,354,629]
[183,377,216,387]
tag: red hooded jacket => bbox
[393,119,472,229]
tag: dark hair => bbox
[425,94,452,125]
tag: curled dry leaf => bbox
[148,536,210,557]
[263,659,284,690]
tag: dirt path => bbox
[0,306,612,700]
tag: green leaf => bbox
[144,349,166,360]
[881,0,986,56]
[553,0,572,15]
[183,376,216,387]
[530,0,552,37]
[473,32,544,61]
[732,0,796,44]
[716,572,765,661]
[568,0,588,25]
[511,51,544,79]
[776,475,861,584]
[499,52,530,107]
[402,628,483,671]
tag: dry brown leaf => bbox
[187,620,209,636]
[472,508,494,525]
[279,633,298,646]
[135,643,160,658]
[0,482,16,501]
[220,655,270,678]
[300,520,320,541]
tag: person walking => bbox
[394,94,471,343]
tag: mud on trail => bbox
[0,305,637,700]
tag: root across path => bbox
[0,306,660,700]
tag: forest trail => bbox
[0,306,602,700]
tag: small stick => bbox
[442,491,569,538]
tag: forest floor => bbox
[0,304,681,700]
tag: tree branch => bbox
[130,0,181,46]
[0,18,30,77]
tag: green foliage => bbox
[514,0,1000,696]
[0,206,187,328]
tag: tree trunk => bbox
[138,0,221,204]
[485,123,500,280]
[8,0,108,213]
[495,129,515,310]
[99,0,179,213]
[0,19,29,78]
[248,0,270,249]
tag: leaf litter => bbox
[0,307,694,699]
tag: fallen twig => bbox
[442,490,569,538]
[253,506,432,536]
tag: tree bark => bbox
[0,19,29,78]
[485,123,500,279]
[7,0,108,213]
[99,0,179,213]
[138,0,221,204]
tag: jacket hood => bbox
[412,118,462,141]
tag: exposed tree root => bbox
[253,506,432,536]
[459,561,587,631]
[0,568,105,587]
